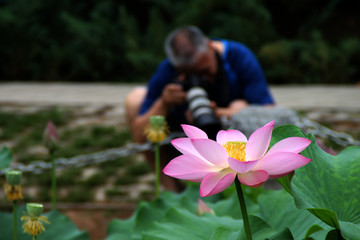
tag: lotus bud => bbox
[44,121,59,150]
[197,199,215,216]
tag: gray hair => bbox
[164,26,208,67]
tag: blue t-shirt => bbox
[139,39,274,125]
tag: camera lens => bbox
[187,87,221,139]
[187,87,213,119]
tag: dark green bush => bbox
[0,0,359,83]
[106,188,127,197]
[57,168,83,187]
[80,172,106,187]
[0,108,67,140]
[114,175,137,185]
[0,0,275,81]
[63,187,93,202]
[125,162,151,176]
[259,32,360,84]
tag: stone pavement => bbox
[0,82,359,110]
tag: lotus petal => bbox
[181,124,208,139]
[216,129,247,145]
[163,154,219,182]
[246,121,274,161]
[200,171,236,197]
[254,152,312,176]
[237,170,269,187]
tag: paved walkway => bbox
[0,82,359,110]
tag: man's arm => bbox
[132,84,186,143]
[213,99,248,119]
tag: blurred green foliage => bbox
[0,108,67,141]
[0,107,153,203]
[0,0,359,83]
[125,162,151,176]
[259,32,360,84]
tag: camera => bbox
[178,74,221,139]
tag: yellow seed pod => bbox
[4,183,23,201]
[21,203,50,237]
[145,116,169,143]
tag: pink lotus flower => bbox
[163,121,311,197]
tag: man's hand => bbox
[213,100,248,119]
[161,84,186,108]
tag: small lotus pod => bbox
[5,170,22,186]
[22,203,49,237]
[145,115,169,143]
[149,116,166,130]
[26,203,44,218]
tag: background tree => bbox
[0,0,359,84]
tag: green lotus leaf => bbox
[0,207,88,240]
[106,185,204,240]
[272,125,360,238]
[210,225,295,240]
[304,224,327,239]
[0,146,13,170]
[338,221,360,239]
[142,208,279,240]
[209,189,259,219]
[267,228,293,240]
[209,227,241,240]
[258,190,332,239]
[107,184,258,240]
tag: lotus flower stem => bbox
[145,116,169,198]
[155,142,160,198]
[235,178,252,240]
[44,121,58,209]
[13,200,17,240]
[50,150,57,210]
